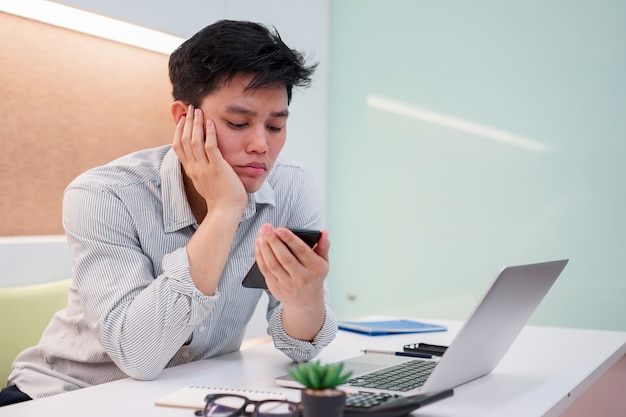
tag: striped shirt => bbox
[9,145,337,399]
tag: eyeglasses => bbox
[195,393,301,417]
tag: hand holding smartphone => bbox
[241,228,322,289]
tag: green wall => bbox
[327,0,626,330]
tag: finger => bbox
[267,229,311,279]
[275,228,315,265]
[180,104,197,163]
[275,228,329,282]
[313,230,330,262]
[190,108,209,165]
[203,118,221,165]
[172,115,188,164]
[256,225,291,281]
[255,236,286,289]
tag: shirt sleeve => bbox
[63,182,217,380]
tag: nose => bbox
[246,126,269,154]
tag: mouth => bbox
[238,162,268,177]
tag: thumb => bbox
[314,230,331,261]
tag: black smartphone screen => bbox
[241,229,322,289]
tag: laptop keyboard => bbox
[346,359,437,392]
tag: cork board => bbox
[0,12,174,236]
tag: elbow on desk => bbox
[101,334,175,381]
[109,349,167,381]
[120,362,163,381]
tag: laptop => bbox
[275,259,569,395]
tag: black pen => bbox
[361,349,432,359]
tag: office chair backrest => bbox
[0,279,71,384]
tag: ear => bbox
[170,101,188,124]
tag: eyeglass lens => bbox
[205,396,246,417]
[255,400,298,417]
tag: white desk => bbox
[1,320,624,417]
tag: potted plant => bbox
[288,360,353,417]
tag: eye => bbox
[228,121,248,130]
[267,125,283,133]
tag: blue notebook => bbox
[338,319,447,336]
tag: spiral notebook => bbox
[155,386,287,409]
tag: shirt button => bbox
[182,351,191,358]
[199,326,207,333]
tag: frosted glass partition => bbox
[327,1,626,330]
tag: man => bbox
[0,19,337,405]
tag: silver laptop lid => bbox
[274,259,568,395]
[421,259,569,393]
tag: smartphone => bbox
[241,228,322,289]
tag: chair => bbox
[0,279,71,384]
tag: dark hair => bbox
[168,20,317,107]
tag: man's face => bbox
[199,73,289,194]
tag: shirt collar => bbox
[161,148,195,233]
[242,179,275,221]
[161,147,276,232]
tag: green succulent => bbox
[287,360,353,390]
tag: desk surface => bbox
[1,320,625,417]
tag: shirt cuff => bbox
[161,246,220,324]
[268,301,338,362]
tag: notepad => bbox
[338,319,447,336]
[155,386,288,409]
